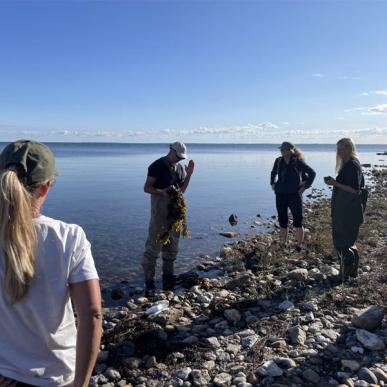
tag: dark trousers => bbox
[275,192,303,228]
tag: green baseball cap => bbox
[0,140,59,186]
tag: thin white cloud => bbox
[335,116,345,120]
[312,73,325,78]
[339,75,362,81]
[359,90,387,97]
[368,104,387,114]
[345,103,387,115]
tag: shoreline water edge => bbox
[93,163,387,387]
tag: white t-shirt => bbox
[0,215,99,386]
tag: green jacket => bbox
[331,188,364,249]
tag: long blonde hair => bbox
[336,137,358,173]
[0,169,37,303]
[291,147,305,161]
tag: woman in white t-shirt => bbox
[0,140,102,387]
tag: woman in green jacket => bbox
[324,138,365,282]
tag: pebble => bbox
[357,367,378,384]
[206,337,221,348]
[241,334,259,349]
[224,309,241,324]
[287,326,306,345]
[302,369,320,383]
[256,360,283,377]
[213,372,232,386]
[176,367,192,381]
[182,336,199,345]
[352,305,385,331]
[278,300,294,311]
[356,329,385,350]
[341,360,361,372]
[105,368,121,381]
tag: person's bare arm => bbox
[70,279,102,387]
[144,176,168,196]
[180,160,195,193]
[324,176,358,194]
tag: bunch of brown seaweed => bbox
[159,186,190,245]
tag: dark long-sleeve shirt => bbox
[270,156,316,194]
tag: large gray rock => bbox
[356,329,385,351]
[358,367,378,384]
[278,300,294,311]
[176,367,192,381]
[224,274,251,290]
[192,369,211,386]
[105,368,121,381]
[302,369,320,384]
[288,268,308,281]
[352,305,385,331]
[256,360,283,377]
[374,368,387,383]
[224,309,241,324]
[273,357,297,369]
[206,337,221,348]
[241,334,259,349]
[213,372,232,386]
[341,359,361,372]
[287,326,306,345]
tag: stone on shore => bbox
[351,305,385,331]
[287,326,306,345]
[288,268,308,281]
[224,308,241,324]
[256,360,283,377]
[356,329,385,350]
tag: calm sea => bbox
[0,142,385,288]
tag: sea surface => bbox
[0,142,385,288]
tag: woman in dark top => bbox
[271,142,316,250]
[324,138,365,282]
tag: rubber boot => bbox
[349,246,359,278]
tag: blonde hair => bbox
[336,137,358,173]
[291,147,305,161]
[0,169,37,303]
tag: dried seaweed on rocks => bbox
[159,186,190,245]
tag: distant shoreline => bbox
[1,141,386,147]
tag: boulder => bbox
[356,329,385,351]
[352,305,385,331]
[288,268,308,282]
[256,360,283,377]
[287,326,306,345]
[224,309,241,324]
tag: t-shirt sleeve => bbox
[68,227,99,284]
[148,160,161,178]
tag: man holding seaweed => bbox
[142,142,195,294]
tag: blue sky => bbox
[0,1,386,143]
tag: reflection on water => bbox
[0,142,384,287]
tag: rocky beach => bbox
[92,165,387,387]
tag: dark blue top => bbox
[270,156,316,194]
[336,158,364,191]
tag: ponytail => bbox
[0,169,37,303]
[292,147,305,161]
